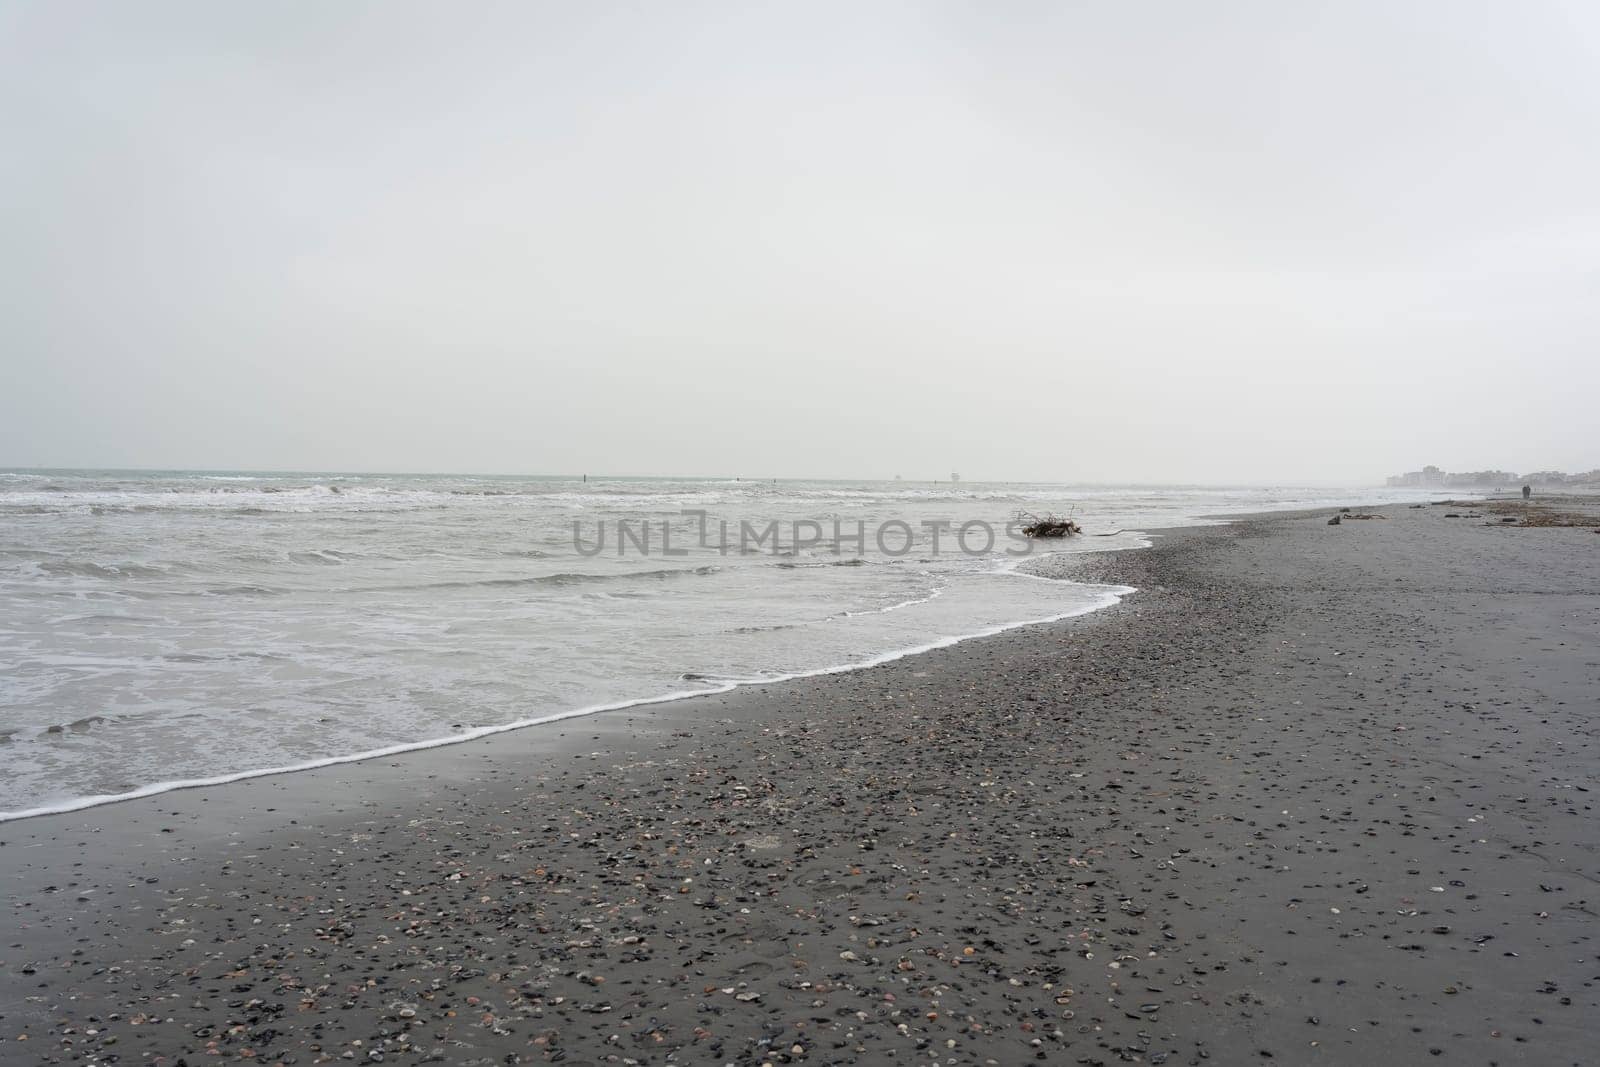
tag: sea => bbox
[0,470,1442,820]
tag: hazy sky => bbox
[3,2,1597,483]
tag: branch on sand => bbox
[1017,511,1082,538]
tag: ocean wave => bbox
[837,582,943,617]
[37,715,110,736]
[352,564,722,594]
[288,549,353,566]
[48,612,162,625]
[36,560,172,579]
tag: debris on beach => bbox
[1436,499,1600,528]
[1478,501,1600,528]
[1017,511,1082,538]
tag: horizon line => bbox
[0,463,1427,489]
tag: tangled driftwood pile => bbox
[1018,512,1082,538]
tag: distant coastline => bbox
[1385,463,1600,489]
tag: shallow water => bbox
[0,470,1439,817]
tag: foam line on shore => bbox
[0,581,1137,824]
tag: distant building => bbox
[1524,470,1578,486]
[1443,470,1517,487]
[1387,465,1597,488]
[1386,465,1446,488]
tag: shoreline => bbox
[0,499,1379,826]
[3,501,1594,1065]
[0,581,1135,826]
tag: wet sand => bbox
[2,504,1596,1065]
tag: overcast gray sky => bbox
[3,1,1596,483]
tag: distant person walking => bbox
[1522,484,1532,499]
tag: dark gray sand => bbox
[2,505,1596,1066]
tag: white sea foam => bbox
[0,586,1130,823]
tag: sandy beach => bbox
[3,502,1595,1066]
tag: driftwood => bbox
[1017,511,1082,538]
